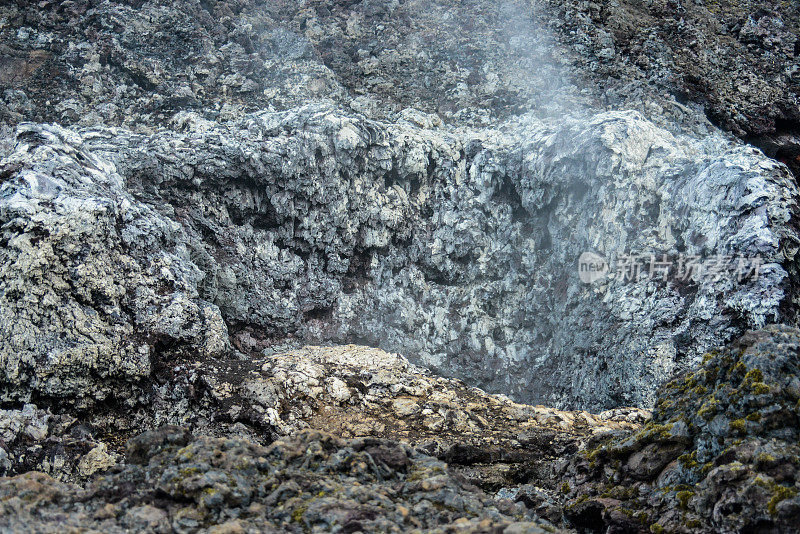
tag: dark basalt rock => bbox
[126,426,193,465]
[0,430,558,532]
[561,325,800,533]
[1,1,798,142]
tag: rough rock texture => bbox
[0,429,558,533]
[171,344,648,492]
[1,1,798,147]
[560,325,800,533]
[1,1,800,531]
[0,0,601,129]
[541,1,800,160]
[0,328,798,532]
[0,343,649,532]
[0,340,648,485]
[2,1,800,412]
[2,108,798,411]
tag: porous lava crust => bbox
[1,1,799,532]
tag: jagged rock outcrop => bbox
[2,107,798,411]
[560,325,800,533]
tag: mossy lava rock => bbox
[562,325,800,534]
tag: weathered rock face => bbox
[560,325,800,533]
[0,0,594,128]
[2,107,798,411]
[2,0,800,413]
[2,0,800,531]
[2,1,799,139]
[542,1,800,136]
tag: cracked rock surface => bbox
[1,0,800,532]
[2,107,798,411]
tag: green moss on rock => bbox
[676,490,694,511]
[729,419,746,433]
[767,485,798,515]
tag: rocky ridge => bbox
[558,324,800,533]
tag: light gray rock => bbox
[1,104,797,411]
[0,124,230,407]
